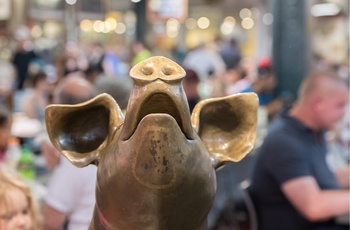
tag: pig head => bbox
[45,56,258,230]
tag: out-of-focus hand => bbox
[335,166,350,189]
[41,140,61,171]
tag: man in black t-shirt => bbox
[250,70,349,230]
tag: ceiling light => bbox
[310,3,340,17]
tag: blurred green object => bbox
[17,145,35,180]
[132,49,152,67]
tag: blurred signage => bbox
[147,0,188,22]
[0,0,10,20]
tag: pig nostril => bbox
[162,68,173,75]
[141,67,153,75]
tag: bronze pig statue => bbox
[45,56,258,230]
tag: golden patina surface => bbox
[45,56,258,230]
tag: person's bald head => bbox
[298,70,347,103]
[297,69,348,130]
[53,77,97,104]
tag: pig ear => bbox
[45,93,124,168]
[191,93,258,168]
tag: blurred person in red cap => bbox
[251,58,290,120]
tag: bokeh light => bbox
[241,17,254,29]
[115,22,126,34]
[220,17,236,35]
[167,18,180,30]
[263,13,274,25]
[185,18,197,30]
[65,0,77,5]
[93,20,104,33]
[80,20,92,32]
[105,17,117,30]
[197,17,210,29]
[239,8,252,19]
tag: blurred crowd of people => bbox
[0,31,349,230]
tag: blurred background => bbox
[0,0,348,229]
[0,0,348,98]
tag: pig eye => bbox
[141,67,153,75]
[162,68,173,75]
